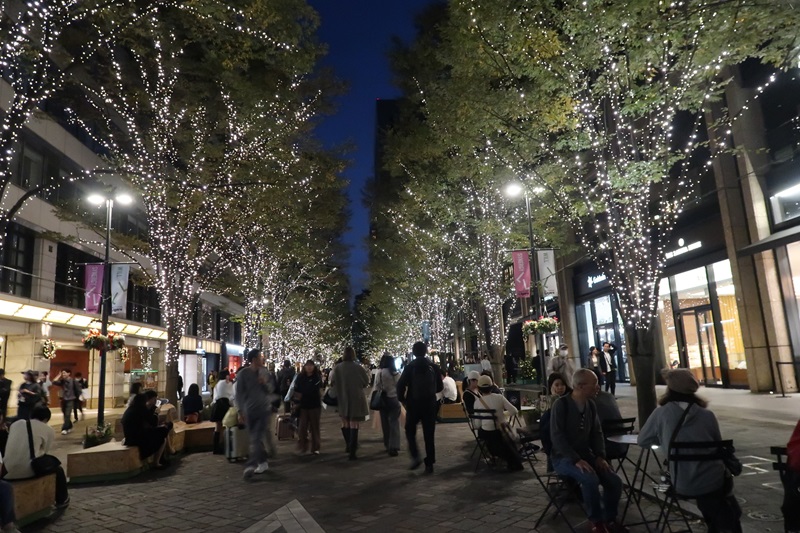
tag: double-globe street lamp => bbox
[504,182,548,386]
[87,192,132,426]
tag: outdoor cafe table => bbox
[607,433,663,532]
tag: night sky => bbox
[308,1,437,299]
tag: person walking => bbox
[207,371,218,400]
[16,371,42,420]
[374,353,401,457]
[330,347,370,460]
[548,344,576,388]
[52,370,79,435]
[210,370,235,454]
[236,349,276,479]
[177,372,184,401]
[397,342,443,474]
[0,369,11,420]
[294,360,323,455]
[277,360,296,414]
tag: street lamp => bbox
[505,181,547,386]
[87,191,133,426]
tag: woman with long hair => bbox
[374,353,401,456]
[294,360,323,455]
[330,347,370,460]
[182,383,203,423]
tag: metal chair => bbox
[519,426,578,533]
[465,407,497,471]
[655,440,734,533]
[602,417,636,481]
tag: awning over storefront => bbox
[737,224,800,257]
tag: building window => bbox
[674,267,711,308]
[712,261,747,384]
[1,224,35,297]
[54,244,99,309]
[657,278,680,367]
[769,182,800,226]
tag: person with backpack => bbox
[397,342,443,474]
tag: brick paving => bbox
[18,384,798,532]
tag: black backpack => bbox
[410,363,437,402]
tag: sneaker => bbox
[243,467,255,479]
[388,449,399,457]
[61,430,68,435]
[254,462,269,474]
[55,497,70,509]
[313,450,320,455]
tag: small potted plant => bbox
[83,423,113,449]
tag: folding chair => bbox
[465,407,497,471]
[655,440,733,533]
[519,426,578,533]
[602,417,636,482]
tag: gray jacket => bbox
[550,395,605,463]
[638,401,727,497]
[235,366,275,419]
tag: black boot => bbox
[213,431,223,455]
[349,428,359,460]
[341,427,350,453]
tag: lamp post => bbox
[505,182,547,386]
[87,192,132,426]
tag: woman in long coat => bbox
[330,346,370,460]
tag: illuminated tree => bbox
[390,0,800,422]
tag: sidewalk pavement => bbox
[17,385,798,533]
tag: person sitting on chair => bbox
[462,371,481,415]
[550,369,626,533]
[638,369,742,533]
[474,375,523,472]
[440,371,458,404]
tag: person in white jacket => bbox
[474,375,523,471]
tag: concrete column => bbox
[2,333,36,416]
[31,237,57,304]
[556,255,582,375]
[707,67,797,393]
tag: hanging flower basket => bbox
[522,316,560,336]
[42,339,58,360]
[83,329,126,351]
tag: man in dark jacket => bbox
[277,360,296,414]
[0,369,11,418]
[397,342,443,474]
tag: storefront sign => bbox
[512,250,532,298]
[84,263,104,314]
[666,238,702,260]
[587,274,607,289]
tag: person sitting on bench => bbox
[0,452,21,533]
[123,390,171,469]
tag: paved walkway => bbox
[16,384,798,532]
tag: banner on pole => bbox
[537,249,558,298]
[512,250,531,298]
[84,263,103,314]
[111,264,130,317]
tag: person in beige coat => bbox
[330,347,370,460]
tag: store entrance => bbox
[679,306,723,386]
[594,324,628,381]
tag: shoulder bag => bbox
[26,419,61,477]
[369,373,388,411]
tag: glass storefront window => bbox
[594,295,614,325]
[576,302,593,367]
[657,278,680,367]
[674,267,711,308]
[712,260,747,385]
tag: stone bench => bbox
[172,420,215,452]
[438,402,468,422]
[11,473,56,527]
[67,439,145,484]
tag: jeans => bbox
[61,400,74,431]
[298,407,321,453]
[553,457,623,523]
[73,397,84,420]
[0,480,15,527]
[405,401,437,466]
[244,412,270,469]
[380,397,401,451]
[55,466,69,504]
[694,474,743,533]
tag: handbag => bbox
[369,373,388,411]
[184,412,200,424]
[722,444,743,476]
[322,389,338,407]
[26,419,61,477]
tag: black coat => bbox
[293,372,322,409]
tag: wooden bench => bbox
[11,474,56,526]
[438,402,468,422]
[172,420,215,452]
[67,439,145,484]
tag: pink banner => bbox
[85,263,104,314]
[512,250,531,298]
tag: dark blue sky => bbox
[308,0,436,297]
